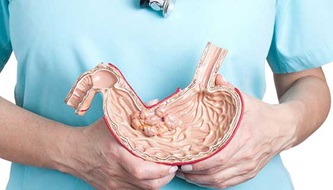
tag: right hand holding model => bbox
[64,118,177,190]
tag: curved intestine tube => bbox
[65,42,244,165]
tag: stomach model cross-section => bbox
[65,42,244,165]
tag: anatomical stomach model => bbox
[65,42,244,165]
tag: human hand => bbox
[175,75,297,189]
[63,118,177,190]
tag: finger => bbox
[213,152,273,188]
[217,157,270,188]
[215,74,232,87]
[89,174,147,190]
[180,122,246,173]
[180,142,241,173]
[207,171,258,189]
[217,175,251,189]
[188,154,272,188]
[179,153,222,173]
[119,147,178,180]
[177,165,241,187]
[132,172,176,190]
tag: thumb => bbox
[215,74,232,87]
[119,147,178,179]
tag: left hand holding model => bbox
[176,70,330,189]
[177,91,296,188]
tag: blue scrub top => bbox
[1,0,333,189]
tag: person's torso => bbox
[7,0,293,189]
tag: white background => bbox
[0,55,332,190]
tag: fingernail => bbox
[181,165,193,172]
[169,166,178,174]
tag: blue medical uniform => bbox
[1,0,333,189]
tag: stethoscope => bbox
[140,0,176,17]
